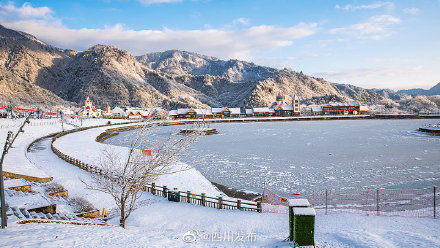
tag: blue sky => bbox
[0,0,439,90]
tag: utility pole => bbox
[0,114,31,228]
[60,112,64,132]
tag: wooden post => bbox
[434,186,437,218]
[201,193,206,206]
[325,190,328,215]
[163,186,167,198]
[187,191,191,203]
[257,201,262,213]
[152,183,156,195]
[218,196,223,209]
[376,189,380,216]
[237,199,242,210]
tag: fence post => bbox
[218,196,223,209]
[163,186,167,198]
[434,186,437,218]
[152,183,156,195]
[187,191,191,203]
[257,201,262,213]
[376,189,380,216]
[237,199,241,210]
[325,189,328,215]
[201,193,206,206]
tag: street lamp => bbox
[0,132,13,228]
[0,115,31,228]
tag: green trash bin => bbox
[289,205,315,247]
[168,191,180,202]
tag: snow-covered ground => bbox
[1,118,440,247]
[1,209,439,247]
[52,124,223,196]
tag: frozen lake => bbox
[105,119,440,196]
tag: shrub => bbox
[45,182,66,193]
[68,197,95,213]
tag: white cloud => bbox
[403,8,420,15]
[139,0,183,5]
[0,4,317,60]
[329,15,401,40]
[232,17,250,26]
[0,2,52,19]
[313,65,440,90]
[335,2,395,11]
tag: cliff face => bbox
[1,24,438,113]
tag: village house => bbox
[311,101,370,115]
[268,91,301,116]
[176,108,196,118]
[229,108,241,118]
[212,107,232,118]
[195,109,213,118]
[78,97,101,118]
[111,107,126,118]
[252,107,271,116]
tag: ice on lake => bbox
[106,119,440,196]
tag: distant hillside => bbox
[397,83,440,96]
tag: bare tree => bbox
[84,119,203,228]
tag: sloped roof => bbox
[195,109,213,115]
[277,105,293,111]
[229,108,241,114]
[253,107,270,113]
[211,107,223,113]
[177,108,190,115]
[112,107,125,114]
[169,110,178,116]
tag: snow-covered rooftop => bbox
[288,198,310,207]
[177,108,190,115]
[278,105,293,111]
[253,107,270,113]
[211,107,224,113]
[229,108,241,114]
[194,109,212,115]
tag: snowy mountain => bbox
[137,50,277,82]
[0,24,439,112]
